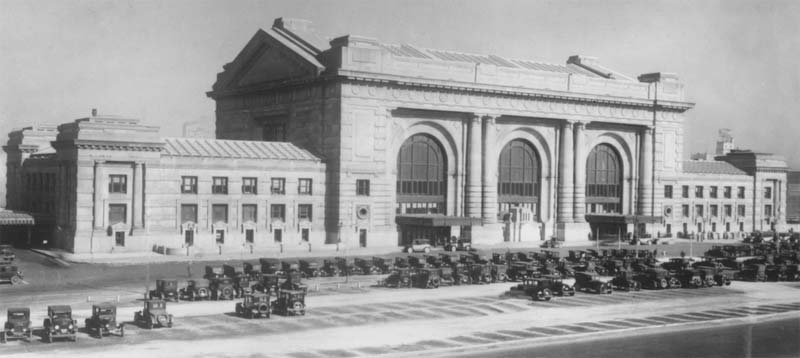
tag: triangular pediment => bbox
[211,29,325,94]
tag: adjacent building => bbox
[2,18,790,254]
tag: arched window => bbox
[396,134,447,214]
[498,139,540,218]
[585,143,623,214]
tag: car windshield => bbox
[9,312,26,319]
[53,312,70,319]
[97,309,114,315]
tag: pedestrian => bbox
[680,250,685,258]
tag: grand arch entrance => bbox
[585,143,625,240]
[395,134,480,246]
[498,139,541,242]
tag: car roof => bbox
[93,303,116,309]
[49,305,72,312]
[8,307,30,313]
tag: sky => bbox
[1,0,799,167]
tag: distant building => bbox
[716,128,735,156]
[1,18,791,254]
[787,172,800,225]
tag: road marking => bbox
[549,324,600,333]
[525,326,571,335]
[497,329,548,338]
[448,335,495,345]
[472,332,519,342]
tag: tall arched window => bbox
[498,139,541,218]
[396,134,447,214]
[585,143,623,214]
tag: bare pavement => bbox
[3,243,799,357]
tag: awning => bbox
[395,215,483,227]
[585,214,663,224]
[0,210,35,226]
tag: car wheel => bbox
[659,279,668,289]
[450,246,456,252]
[10,276,21,285]
[424,247,431,253]
[542,288,553,301]
[406,247,413,254]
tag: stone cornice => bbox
[51,139,164,152]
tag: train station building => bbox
[2,18,790,254]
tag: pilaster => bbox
[638,126,654,216]
[466,114,483,218]
[93,160,106,228]
[573,121,587,222]
[133,161,144,229]
[557,121,574,222]
[481,115,498,223]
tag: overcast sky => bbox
[1,0,799,167]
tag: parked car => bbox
[510,277,552,301]
[180,279,211,301]
[0,245,15,265]
[210,277,236,300]
[321,259,342,277]
[84,303,124,338]
[235,293,271,319]
[371,256,393,274]
[1,307,32,343]
[634,268,678,289]
[43,305,77,343]
[573,272,613,294]
[404,239,432,253]
[413,268,441,289]
[272,289,306,316]
[204,265,226,280]
[735,264,767,282]
[610,271,641,291]
[384,267,413,288]
[443,236,471,252]
[691,261,735,286]
[299,260,322,278]
[149,279,179,302]
[0,265,23,285]
[133,299,173,329]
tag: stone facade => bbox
[2,17,791,254]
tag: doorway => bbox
[301,228,309,242]
[359,229,367,248]
[115,232,125,247]
[184,230,194,246]
[215,230,225,244]
[245,229,254,244]
[274,229,282,243]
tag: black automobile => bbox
[1,307,32,343]
[84,303,124,338]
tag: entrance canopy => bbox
[0,210,35,226]
[395,214,483,227]
[585,214,663,224]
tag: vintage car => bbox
[450,263,472,285]
[352,257,380,275]
[510,277,552,301]
[223,264,247,281]
[371,256,393,274]
[691,261,735,286]
[540,237,563,249]
[466,263,493,284]
[0,265,23,285]
[210,277,236,300]
[610,271,641,291]
[43,305,77,343]
[321,259,342,277]
[234,277,260,298]
[439,266,456,286]
[257,274,281,294]
[0,245,14,265]
[674,270,705,288]
[443,236,472,252]
[84,303,124,338]
[335,257,364,276]
[384,267,413,288]
[204,265,225,280]
[134,299,173,329]
[413,268,442,289]
[634,268,679,289]
[408,256,429,269]
[538,275,576,296]
[235,293,271,319]
[573,272,613,294]
[259,258,284,277]
[783,264,800,281]
[243,262,263,280]
[279,271,306,291]
[272,289,306,316]
[735,264,767,282]
[490,262,509,282]
[1,307,32,343]
[404,238,432,253]
[180,279,211,301]
[149,279,180,301]
[505,261,533,282]
[299,260,322,278]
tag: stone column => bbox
[133,161,144,229]
[557,121,574,222]
[638,126,654,216]
[573,121,587,222]
[466,114,483,218]
[93,161,106,228]
[482,115,498,223]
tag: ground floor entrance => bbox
[395,214,483,247]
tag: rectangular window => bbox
[682,205,690,218]
[211,204,228,223]
[109,204,127,225]
[723,186,732,199]
[737,205,746,217]
[710,186,718,199]
[357,179,371,196]
[242,204,257,223]
[682,185,689,198]
[724,205,732,217]
[270,204,285,221]
[695,186,704,198]
[260,116,286,142]
[695,204,704,217]
[212,177,228,194]
[765,204,773,217]
[764,187,772,199]
[298,178,312,195]
[242,177,257,195]
[737,186,746,199]
[710,204,718,217]
[180,204,198,224]
[109,175,127,194]
[181,176,198,194]
[271,178,285,195]
[298,204,313,221]
[664,185,673,199]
